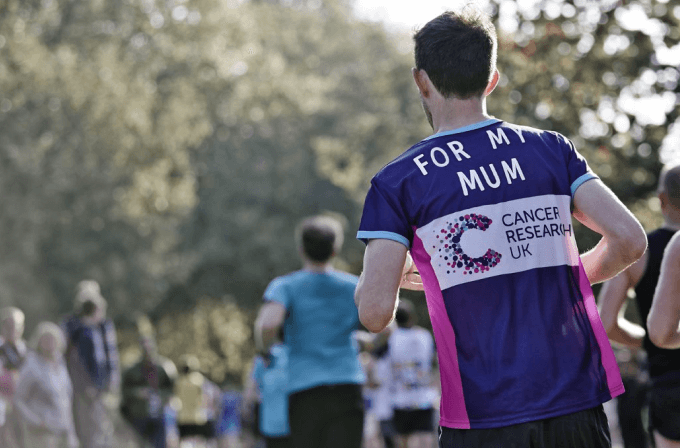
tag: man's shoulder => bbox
[329,270,359,285]
[268,270,305,286]
[370,139,433,184]
[371,123,567,181]
[498,122,568,144]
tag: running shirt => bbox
[372,354,394,421]
[252,345,290,437]
[388,327,437,411]
[357,119,624,429]
[633,228,680,380]
[264,270,365,394]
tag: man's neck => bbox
[431,97,492,135]
[303,261,332,273]
[662,217,680,231]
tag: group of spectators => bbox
[0,280,118,448]
[0,281,244,448]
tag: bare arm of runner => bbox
[647,233,680,349]
[254,301,286,353]
[572,179,647,285]
[597,252,646,347]
[355,239,420,333]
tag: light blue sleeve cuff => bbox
[571,173,598,197]
[356,230,410,249]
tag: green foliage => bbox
[0,0,679,384]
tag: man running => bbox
[600,164,680,448]
[354,7,647,448]
[255,215,365,448]
[387,300,436,448]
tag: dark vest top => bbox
[634,228,680,379]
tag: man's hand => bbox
[400,252,424,291]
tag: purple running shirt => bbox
[357,118,624,429]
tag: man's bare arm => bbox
[573,179,647,284]
[597,253,646,347]
[254,301,286,352]
[355,239,408,333]
[648,233,680,349]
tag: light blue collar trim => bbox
[423,118,501,141]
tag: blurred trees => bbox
[487,0,680,249]
[0,0,679,380]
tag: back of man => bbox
[267,270,363,394]
[599,164,680,447]
[361,118,623,424]
[355,8,646,448]
[256,216,365,448]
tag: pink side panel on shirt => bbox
[411,231,470,428]
[572,262,624,398]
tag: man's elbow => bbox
[600,314,616,337]
[647,314,676,349]
[614,223,647,265]
[360,312,393,333]
[357,298,394,333]
[648,325,673,349]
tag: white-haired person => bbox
[14,321,78,448]
[62,281,119,448]
[0,307,27,448]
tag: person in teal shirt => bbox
[255,215,365,448]
[251,343,291,448]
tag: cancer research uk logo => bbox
[434,213,502,275]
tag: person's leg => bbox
[439,422,535,448]
[320,409,364,448]
[439,406,610,448]
[288,387,324,448]
[406,409,435,448]
[150,417,168,448]
[408,432,434,448]
[541,405,612,448]
[319,384,364,448]
[74,392,114,448]
[617,378,650,448]
[379,419,396,448]
[391,409,411,448]
[264,436,293,448]
[653,432,680,448]
[649,381,680,448]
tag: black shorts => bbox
[265,436,293,448]
[649,378,680,441]
[178,421,216,438]
[439,405,611,448]
[393,408,435,435]
[288,383,364,448]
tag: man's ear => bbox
[412,68,431,98]
[484,70,500,96]
[659,191,668,211]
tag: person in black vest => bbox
[599,163,680,448]
[646,223,680,448]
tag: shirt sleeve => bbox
[263,278,288,309]
[251,357,264,387]
[357,177,412,248]
[559,134,598,197]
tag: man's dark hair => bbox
[80,299,99,318]
[659,164,680,209]
[296,215,344,263]
[395,299,416,328]
[414,7,497,99]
